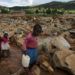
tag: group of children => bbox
[0,24,43,75]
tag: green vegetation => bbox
[0,1,75,15]
[65,10,75,14]
[0,8,10,13]
[25,8,65,15]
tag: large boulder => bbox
[53,49,73,68]
[51,36,71,50]
[38,37,52,53]
[53,49,75,75]
[65,54,75,75]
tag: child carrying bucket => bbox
[22,24,43,75]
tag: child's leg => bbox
[20,67,29,75]
[0,50,2,59]
[0,50,1,56]
[28,61,36,75]
[4,50,10,57]
[1,50,5,57]
[1,50,9,57]
[4,50,7,57]
[29,61,36,70]
[7,49,10,57]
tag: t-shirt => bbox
[2,37,9,43]
[23,33,38,49]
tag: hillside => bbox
[0,1,75,11]
[9,1,75,10]
[35,1,75,10]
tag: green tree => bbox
[57,9,65,14]
[46,8,51,14]
[52,9,58,14]
[1,8,10,13]
[25,9,34,14]
[35,9,39,14]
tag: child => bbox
[1,32,10,57]
[22,24,43,75]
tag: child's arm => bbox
[22,38,27,51]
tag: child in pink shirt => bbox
[1,32,10,57]
[23,32,38,50]
[22,24,43,75]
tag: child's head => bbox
[32,24,43,36]
[3,32,8,37]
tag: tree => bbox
[1,8,10,13]
[52,9,58,14]
[46,8,51,14]
[25,9,34,14]
[35,9,39,14]
[57,9,65,14]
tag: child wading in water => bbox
[22,24,43,75]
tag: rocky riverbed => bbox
[0,14,75,75]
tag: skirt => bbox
[26,48,38,65]
[1,42,10,50]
